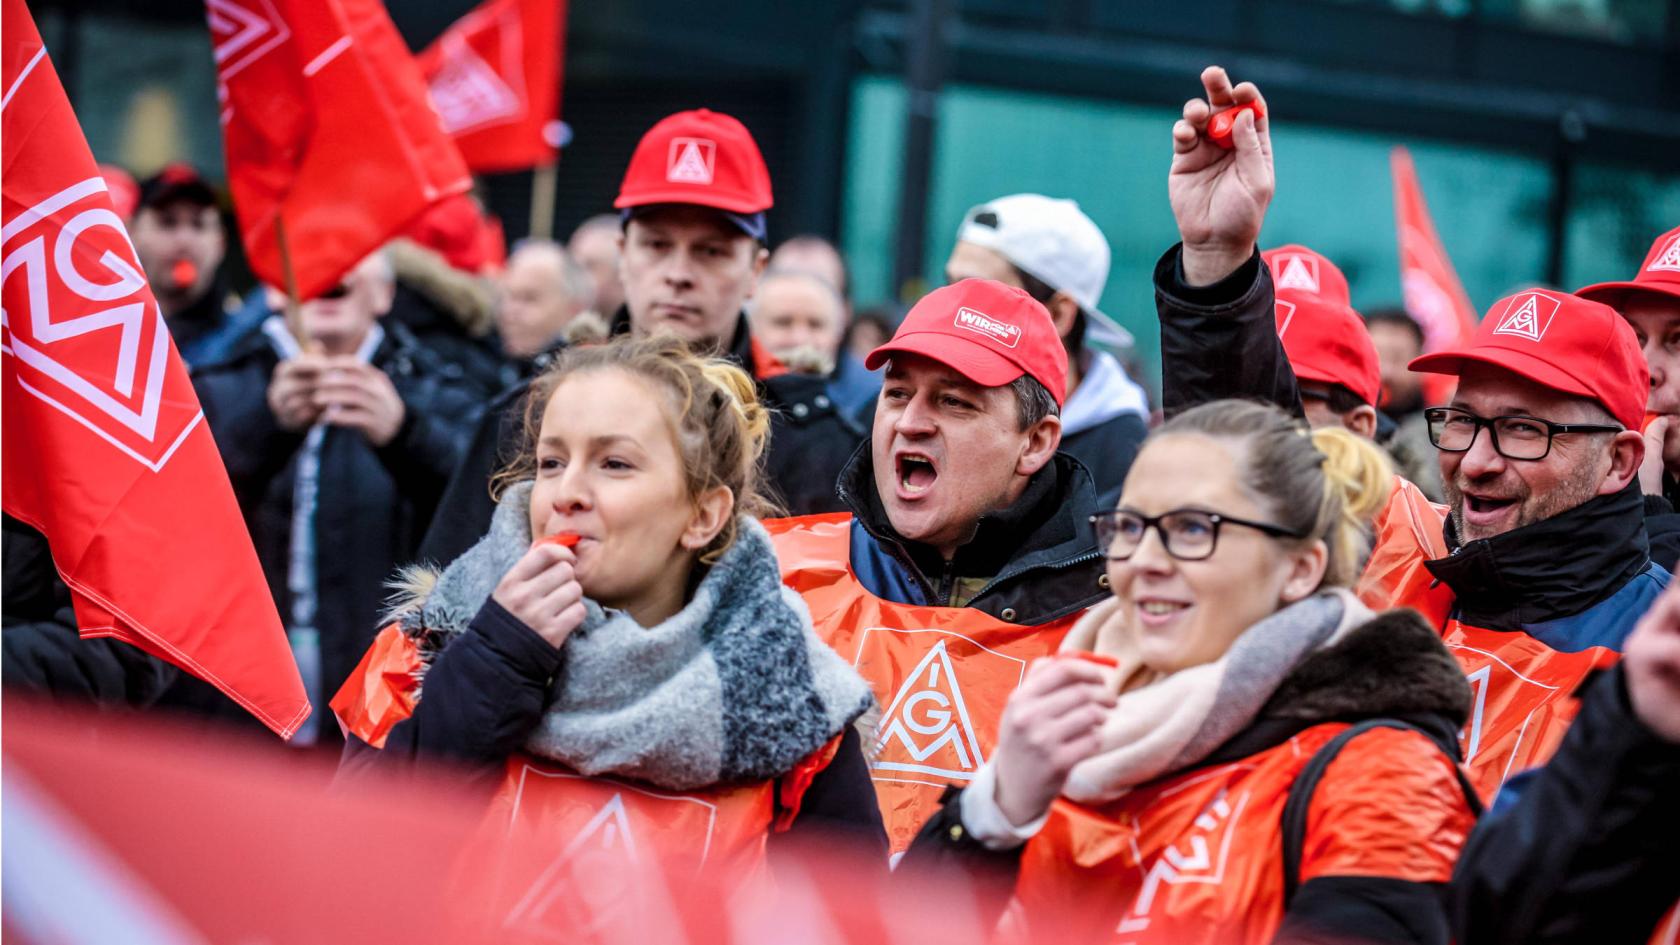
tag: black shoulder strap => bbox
[1280,718,1483,907]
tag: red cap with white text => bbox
[1576,225,1680,309]
[866,279,1069,406]
[1263,245,1381,406]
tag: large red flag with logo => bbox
[418,0,565,173]
[2,0,309,736]
[1392,146,1480,406]
[210,0,471,301]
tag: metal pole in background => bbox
[1544,109,1584,288]
[891,0,950,304]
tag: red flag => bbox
[210,0,472,301]
[2,0,309,736]
[1392,146,1480,405]
[417,0,565,173]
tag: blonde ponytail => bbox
[1155,400,1395,590]
[1309,425,1393,586]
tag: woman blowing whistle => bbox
[331,336,883,925]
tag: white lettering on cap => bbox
[1492,292,1562,343]
[666,138,715,185]
[1650,234,1680,274]
[953,307,1022,348]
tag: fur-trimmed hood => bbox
[388,482,875,791]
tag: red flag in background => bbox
[2,0,308,736]
[1391,146,1480,406]
[418,0,565,173]
[210,0,471,301]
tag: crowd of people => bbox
[6,62,1680,944]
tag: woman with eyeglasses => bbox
[901,399,1479,945]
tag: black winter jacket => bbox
[2,515,177,706]
[836,447,1109,625]
[337,598,888,859]
[416,311,865,567]
[1060,412,1148,509]
[1452,665,1680,945]
[170,321,479,722]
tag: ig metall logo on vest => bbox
[854,627,1027,782]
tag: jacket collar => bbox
[1425,480,1650,628]
[1201,607,1472,767]
[606,306,757,371]
[836,444,1100,595]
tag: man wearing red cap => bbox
[418,109,862,565]
[766,278,1107,854]
[1579,224,1680,570]
[1262,243,1445,499]
[1155,65,1677,944]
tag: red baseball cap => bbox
[865,279,1069,407]
[1262,246,1379,406]
[1263,244,1352,306]
[614,109,773,216]
[1576,225,1680,309]
[1409,287,1648,431]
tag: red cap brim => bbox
[865,331,1027,389]
[613,188,770,215]
[1408,345,1603,407]
[1575,280,1680,307]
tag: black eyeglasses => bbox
[1090,509,1307,562]
[1423,406,1622,461]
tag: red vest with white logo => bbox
[1355,477,1620,800]
[764,513,1085,854]
[331,625,835,936]
[1007,723,1473,945]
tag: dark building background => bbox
[31,0,1680,382]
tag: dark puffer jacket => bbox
[165,321,480,726]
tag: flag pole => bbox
[529,160,557,240]
[274,215,308,347]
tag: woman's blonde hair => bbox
[492,334,777,561]
[1153,399,1393,587]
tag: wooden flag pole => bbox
[273,215,315,353]
[529,160,558,241]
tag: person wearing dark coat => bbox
[332,338,886,918]
[166,253,479,742]
[2,515,178,706]
[1451,580,1680,945]
[416,109,862,567]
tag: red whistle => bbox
[1207,101,1266,150]
[170,258,198,290]
[535,532,581,549]
[1064,651,1120,669]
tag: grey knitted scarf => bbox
[390,482,873,791]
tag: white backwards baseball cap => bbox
[955,193,1134,348]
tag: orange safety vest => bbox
[1007,723,1472,945]
[330,625,836,936]
[765,513,1086,854]
[1356,477,1620,800]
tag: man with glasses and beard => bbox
[1152,63,1675,943]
